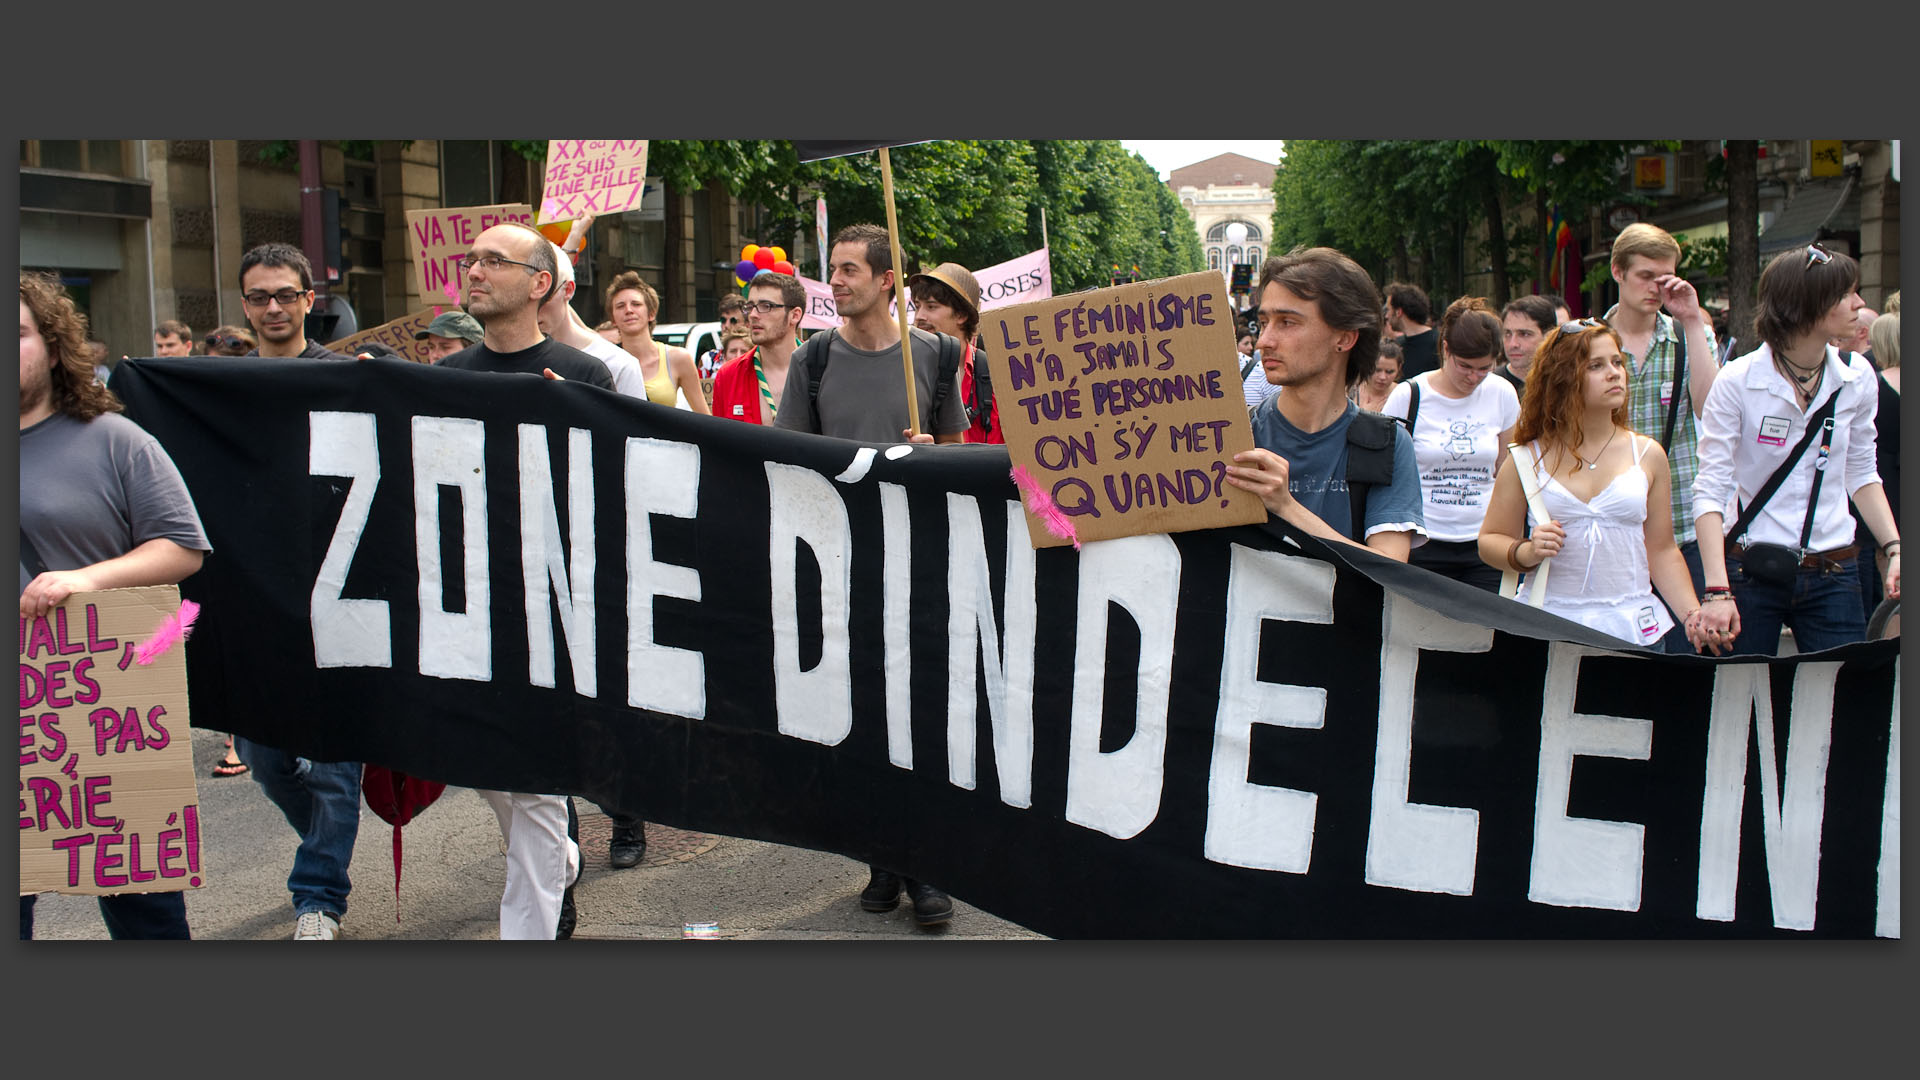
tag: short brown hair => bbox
[909,275,980,339]
[203,324,257,355]
[1502,294,1557,335]
[717,294,745,315]
[831,223,892,276]
[20,272,121,422]
[604,271,660,329]
[1754,245,1860,353]
[1258,246,1382,389]
[155,319,193,342]
[1438,296,1502,360]
[748,271,807,312]
[1610,223,1682,272]
[1383,282,1430,325]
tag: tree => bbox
[1725,141,1761,350]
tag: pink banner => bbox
[794,246,1053,331]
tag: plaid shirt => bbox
[1606,306,1718,546]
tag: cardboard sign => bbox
[405,203,534,306]
[982,271,1267,547]
[537,140,649,223]
[328,308,446,365]
[20,587,204,897]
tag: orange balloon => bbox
[767,246,787,263]
[740,244,760,263]
[538,220,573,246]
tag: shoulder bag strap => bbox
[1726,389,1842,544]
[1660,322,1687,451]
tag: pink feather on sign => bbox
[134,599,200,665]
[1010,465,1081,550]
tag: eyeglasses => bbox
[242,289,307,308]
[1804,243,1833,270]
[741,300,794,315]
[722,314,745,324]
[453,252,540,275]
[1560,317,1606,334]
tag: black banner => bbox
[111,357,1901,939]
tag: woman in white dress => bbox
[1478,318,1722,653]
[1384,297,1519,591]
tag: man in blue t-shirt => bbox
[1226,248,1425,558]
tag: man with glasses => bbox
[712,271,804,425]
[237,243,351,362]
[226,243,360,939]
[437,220,607,939]
[1603,224,1718,648]
[703,294,749,377]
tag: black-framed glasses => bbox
[741,299,794,315]
[453,252,540,275]
[242,289,307,308]
[1804,243,1833,270]
[1560,317,1605,334]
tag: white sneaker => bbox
[293,911,340,941]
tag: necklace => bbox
[1572,425,1619,471]
[1777,353,1823,385]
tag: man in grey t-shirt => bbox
[772,224,963,931]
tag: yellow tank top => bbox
[642,348,676,406]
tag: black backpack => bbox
[800,327,965,435]
[1247,402,1401,543]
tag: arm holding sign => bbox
[1225,448,1414,561]
[20,538,205,618]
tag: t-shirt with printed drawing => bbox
[1381,371,1519,542]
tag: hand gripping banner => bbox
[111,357,1901,939]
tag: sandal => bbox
[212,756,250,778]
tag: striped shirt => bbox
[1606,306,1717,546]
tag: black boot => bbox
[609,823,647,870]
[859,867,903,912]
[904,879,953,929]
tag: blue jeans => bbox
[235,738,361,920]
[1727,552,1866,656]
[19,891,191,940]
[1661,540,1709,654]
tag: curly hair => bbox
[20,272,122,422]
[1512,321,1628,466]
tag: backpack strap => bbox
[1240,354,1258,380]
[927,331,962,428]
[802,328,837,434]
[1345,409,1398,542]
[1660,319,1687,451]
[1400,379,1422,434]
[972,342,995,437]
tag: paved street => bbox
[25,727,1046,941]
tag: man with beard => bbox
[712,271,804,425]
[533,238,646,399]
[1384,282,1439,381]
[1225,248,1424,557]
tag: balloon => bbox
[740,244,760,263]
[735,259,758,282]
[753,248,777,270]
[773,260,795,276]
[752,267,774,278]
[767,246,787,263]
[733,276,746,288]
[538,220,574,246]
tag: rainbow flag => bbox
[1546,205,1574,292]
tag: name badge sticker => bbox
[1636,606,1662,640]
[1758,416,1792,446]
[1659,380,1673,407]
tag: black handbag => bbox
[1725,391,1841,585]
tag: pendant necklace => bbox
[1573,425,1618,471]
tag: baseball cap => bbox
[415,311,485,343]
[906,263,981,322]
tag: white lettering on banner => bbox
[944,493,1028,793]
[309,411,391,668]
[413,416,491,681]
[1204,545,1333,874]
[766,462,854,745]
[880,483,913,768]
[1696,662,1838,931]
[520,426,596,698]
[1065,533,1180,841]
[1529,643,1653,912]
[1365,592,1491,895]
[625,439,705,719]
[1876,660,1900,939]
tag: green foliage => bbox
[255,140,411,165]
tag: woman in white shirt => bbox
[1692,245,1900,654]
[1383,297,1519,591]
[1479,319,1718,652]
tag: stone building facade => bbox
[1167,152,1277,307]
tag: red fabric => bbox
[960,344,1004,445]
[361,764,446,921]
[712,349,770,425]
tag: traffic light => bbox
[321,188,351,285]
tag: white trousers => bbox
[476,790,579,940]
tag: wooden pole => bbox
[878,147,921,436]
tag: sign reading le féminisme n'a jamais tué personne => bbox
[981,271,1266,547]
[20,587,204,897]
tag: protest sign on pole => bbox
[981,271,1268,547]
[975,246,1053,311]
[328,308,446,365]
[537,140,649,224]
[20,587,204,897]
[406,203,533,306]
